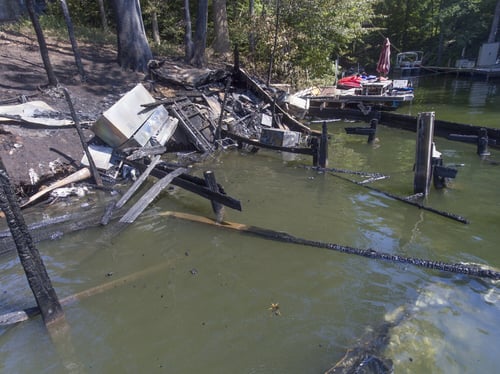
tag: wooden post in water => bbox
[311,137,319,166]
[0,170,64,326]
[368,118,378,143]
[204,171,225,223]
[319,121,329,168]
[477,127,490,158]
[413,112,435,196]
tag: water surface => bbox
[1,75,499,373]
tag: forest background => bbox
[3,0,500,89]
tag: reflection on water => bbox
[397,75,500,128]
[1,76,500,373]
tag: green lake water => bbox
[0,75,499,373]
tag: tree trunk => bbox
[184,0,194,62]
[212,0,230,55]
[488,0,500,43]
[267,0,280,86]
[152,10,161,44]
[25,0,58,86]
[249,0,255,57]
[190,0,208,68]
[60,0,86,81]
[111,0,153,73]
[97,0,108,32]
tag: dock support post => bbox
[0,170,64,326]
[368,118,378,143]
[204,171,225,223]
[311,137,319,166]
[319,121,328,168]
[477,127,490,158]
[413,112,435,196]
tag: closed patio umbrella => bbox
[376,38,391,77]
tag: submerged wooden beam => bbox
[1,256,181,326]
[160,211,496,279]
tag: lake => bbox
[0,74,499,373]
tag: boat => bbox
[394,51,423,75]
[287,76,414,116]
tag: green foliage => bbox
[228,0,377,88]
[45,0,106,29]
[10,0,498,84]
[374,0,498,66]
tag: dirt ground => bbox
[0,28,171,193]
[0,28,147,117]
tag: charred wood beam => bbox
[119,167,187,224]
[0,170,64,326]
[125,160,242,211]
[221,130,314,155]
[232,67,316,135]
[162,211,497,280]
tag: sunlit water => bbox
[397,74,500,128]
[1,76,499,373]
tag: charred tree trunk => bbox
[184,0,194,62]
[190,0,208,68]
[25,0,58,87]
[212,0,230,55]
[60,0,86,81]
[111,0,153,73]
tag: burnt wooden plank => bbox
[222,129,315,155]
[120,167,187,223]
[125,160,242,211]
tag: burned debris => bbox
[0,61,325,240]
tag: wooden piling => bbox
[204,171,225,223]
[477,127,490,157]
[368,118,378,143]
[413,112,435,196]
[319,121,329,168]
[311,137,319,166]
[0,170,64,326]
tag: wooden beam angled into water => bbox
[119,167,187,224]
[0,257,181,326]
[160,211,499,280]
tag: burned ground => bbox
[0,29,197,192]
